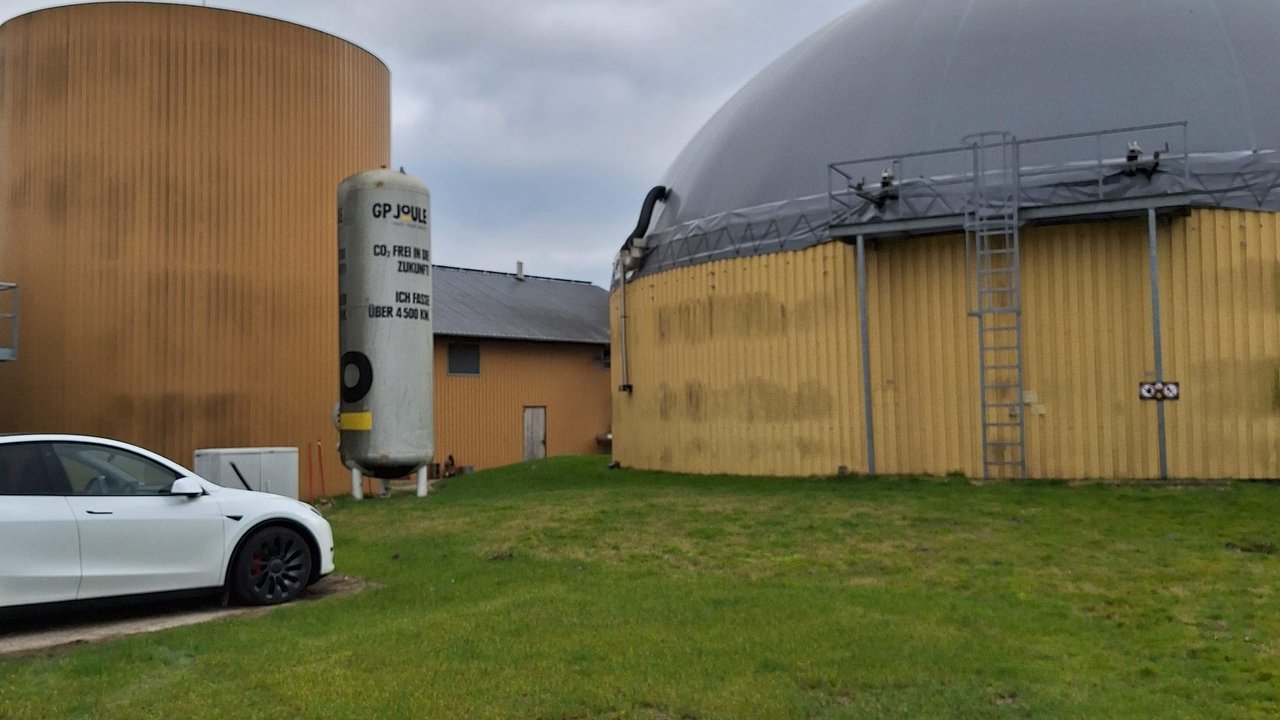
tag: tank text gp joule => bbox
[371,202,429,224]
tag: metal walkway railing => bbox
[828,122,1190,237]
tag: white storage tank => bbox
[194,447,299,498]
[336,168,434,479]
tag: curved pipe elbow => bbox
[627,185,669,243]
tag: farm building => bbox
[612,0,1280,480]
[0,3,389,495]
[432,265,611,472]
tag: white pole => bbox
[416,465,429,497]
[351,467,363,500]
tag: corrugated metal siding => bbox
[1165,209,1280,478]
[614,212,1280,480]
[434,339,611,470]
[847,222,1161,479]
[612,243,865,476]
[1020,220,1158,479]
[863,234,981,476]
[0,4,389,498]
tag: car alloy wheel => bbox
[233,526,312,605]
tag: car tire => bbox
[231,525,313,605]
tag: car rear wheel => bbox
[231,526,312,605]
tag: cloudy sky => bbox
[0,0,856,287]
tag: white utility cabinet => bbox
[193,447,299,499]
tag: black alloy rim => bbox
[247,531,307,601]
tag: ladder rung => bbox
[984,461,1025,467]
[982,344,1019,351]
[985,441,1024,447]
[985,421,1023,428]
[983,364,1020,370]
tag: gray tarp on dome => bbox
[626,0,1280,278]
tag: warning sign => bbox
[1138,381,1180,401]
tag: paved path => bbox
[0,574,365,657]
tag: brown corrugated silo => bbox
[0,3,390,496]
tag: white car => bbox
[0,434,334,609]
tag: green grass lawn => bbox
[2,457,1278,719]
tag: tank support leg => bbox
[416,466,429,497]
[351,467,363,500]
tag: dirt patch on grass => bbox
[0,574,367,658]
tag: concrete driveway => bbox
[0,574,366,657]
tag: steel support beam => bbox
[830,195,1193,242]
[1147,208,1169,480]
[855,234,876,475]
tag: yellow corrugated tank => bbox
[611,0,1280,481]
[612,208,1280,479]
[0,3,390,497]
[1164,210,1280,478]
[612,242,867,476]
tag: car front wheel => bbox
[231,526,312,605]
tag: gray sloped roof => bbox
[433,266,608,345]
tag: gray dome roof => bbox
[650,0,1280,239]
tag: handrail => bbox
[829,121,1191,229]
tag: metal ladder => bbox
[964,133,1025,480]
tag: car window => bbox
[51,442,181,496]
[0,442,67,495]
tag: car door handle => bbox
[85,510,113,515]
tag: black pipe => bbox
[229,461,254,491]
[627,185,669,242]
[617,185,667,396]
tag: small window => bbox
[597,347,611,369]
[52,442,180,496]
[448,342,480,375]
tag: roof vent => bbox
[516,261,525,281]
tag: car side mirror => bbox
[170,477,204,498]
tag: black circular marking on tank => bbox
[340,351,373,403]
